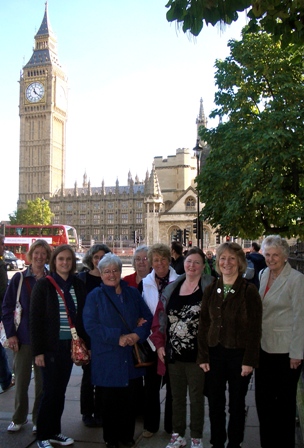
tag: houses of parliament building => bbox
[18,3,216,249]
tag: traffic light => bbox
[193,219,197,235]
[172,233,177,241]
[177,229,182,242]
[216,234,221,244]
[136,235,140,244]
[184,228,190,242]
[131,230,136,243]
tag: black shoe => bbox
[94,415,103,427]
[120,440,135,448]
[105,442,119,448]
[82,414,97,427]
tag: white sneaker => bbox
[191,438,203,448]
[7,420,28,432]
[166,433,187,448]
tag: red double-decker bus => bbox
[3,224,78,264]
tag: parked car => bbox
[4,251,25,271]
[75,252,86,272]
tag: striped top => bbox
[57,286,78,340]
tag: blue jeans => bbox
[0,343,12,390]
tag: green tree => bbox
[166,0,304,46]
[197,30,304,239]
[9,198,54,225]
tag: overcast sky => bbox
[0,0,247,220]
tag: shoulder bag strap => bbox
[16,272,23,305]
[46,275,78,339]
[103,289,132,333]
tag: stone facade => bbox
[18,5,217,250]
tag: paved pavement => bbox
[1,360,303,448]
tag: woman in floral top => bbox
[150,248,213,448]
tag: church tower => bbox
[18,2,68,206]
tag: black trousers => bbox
[143,359,172,434]
[101,378,141,445]
[255,348,301,448]
[207,345,251,448]
[80,362,102,417]
[36,340,73,440]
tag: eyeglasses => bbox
[135,257,148,262]
[102,269,120,275]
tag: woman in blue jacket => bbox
[83,253,153,448]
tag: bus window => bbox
[41,228,52,236]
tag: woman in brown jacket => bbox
[197,242,262,448]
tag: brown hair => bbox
[49,244,76,274]
[216,242,247,275]
[27,239,52,264]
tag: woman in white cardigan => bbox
[255,235,304,448]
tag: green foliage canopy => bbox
[9,198,54,225]
[166,0,304,46]
[197,30,304,239]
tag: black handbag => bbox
[104,290,154,368]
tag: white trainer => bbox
[166,433,187,448]
[191,438,203,448]
[7,420,28,432]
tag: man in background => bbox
[246,242,267,289]
[170,241,185,275]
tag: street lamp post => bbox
[193,139,203,249]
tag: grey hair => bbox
[132,245,149,269]
[261,235,290,259]
[97,253,122,273]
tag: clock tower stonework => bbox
[19,3,67,206]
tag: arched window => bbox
[185,196,196,211]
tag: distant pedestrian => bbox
[246,242,266,289]
[0,234,14,393]
[255,235,304,448]
[170,242,185,275]
[198,241,262,448]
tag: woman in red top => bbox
[123,246,151,290]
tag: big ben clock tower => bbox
[19,2,67,206]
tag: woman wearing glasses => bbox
[123,245,151,290]
[83,253,153,448]
[77,244,111,428]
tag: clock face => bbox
[26,82,45,103]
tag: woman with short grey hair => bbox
[255,235,304,448]
[123,246,151,290]
[83,252,152,448]
[77,243,111,428]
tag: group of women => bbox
[1,235,304,448]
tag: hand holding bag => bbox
[104,290,154,368]
[46,276,90,366]
[0,273,23,348]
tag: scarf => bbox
[52,272,77,324]
[155,271,170,299]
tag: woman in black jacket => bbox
[197,242,262,448]
[30,244,88,448]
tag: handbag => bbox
[0,273,23,348]
[104,290,154,368]
[46,276,90,366]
